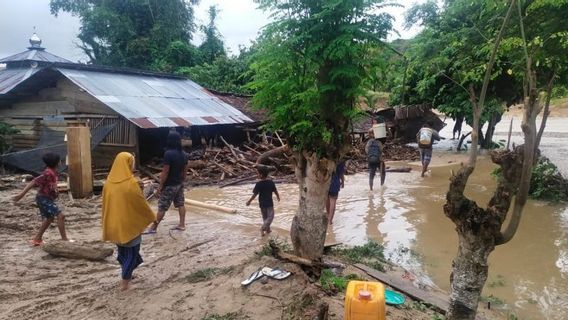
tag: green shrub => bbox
[0,121,18,154]
[529,157,568,202]
[319,269,361,294]
[492,157,568,202]
[330,241,387,271]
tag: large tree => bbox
[198,5,226,65]
[50,0,200,69]
[395,0,523,148]
[251,0,393,260]
[435,1,568,319]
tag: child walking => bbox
[13,152,68,246]
[246,167,280,236]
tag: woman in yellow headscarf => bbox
[102,152,156,290]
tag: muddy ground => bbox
[0,179,504,320]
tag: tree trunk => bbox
[481,112,502,149]
[290,152,335,260]
[447,231,494,319]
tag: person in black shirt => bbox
[147,131,189,233]
[246,167,280,236]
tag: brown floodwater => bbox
[186,117,568,320]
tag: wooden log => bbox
[354,263,450,315]
[185,199,237,214]
[67,124,93,198]
[219,175,257,188]
[385,167,412,173]
[256,145,288,165]
[42,241,114,261]
[140,166,160,182]
[187,160,207,169]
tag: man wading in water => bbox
[417,122,440,177]
[365,130,382,191]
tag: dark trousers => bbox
[117,244,143,280]
[369,162,379,188]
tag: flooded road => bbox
[187,116,567,320]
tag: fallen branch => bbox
[185,199,237,214]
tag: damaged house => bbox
[0,34,253,173]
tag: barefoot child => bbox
[102,152,156,291]
[246,167,280,236]
[13,152,68,246]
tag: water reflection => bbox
[185,155,567,319]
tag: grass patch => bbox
[487,274,506,288]
[282,291,317,320]
[331,240,387,271]
[201,312,249,320]
[319,269,361,294]
[480,294,506,306]
[255,237,291,257]
[185,267,233,283]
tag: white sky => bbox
[0,0,424,62]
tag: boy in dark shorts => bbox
[246,167,280,236]
[147,132,190,233]
[13,152,69,246]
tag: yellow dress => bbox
[102,152,156,244]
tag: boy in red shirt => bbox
[13,152,69,246]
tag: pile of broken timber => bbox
[142,138,295,187]
[346,140,420,174]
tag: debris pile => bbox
[142,137,295,187]
[346,140,419,173]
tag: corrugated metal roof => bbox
[0,49,71,64]
[0,68,40,94]
[57,68,253,128]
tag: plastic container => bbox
[372,123,387,139]
[419,128,433,145]
[344,280,386,320]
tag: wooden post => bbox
[66,122,93,198]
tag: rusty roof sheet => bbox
[0,49,72,64]
[56,68,253,128]
[0,68,40,94]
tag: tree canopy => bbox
[251,0,394,158]
[198,5,226,65]
[390,0,568,148]
[50,0,200,70]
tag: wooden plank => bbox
[354,265,489,319]
[354,263,449,315]
[66,124,93,198]
[0,101,75,117]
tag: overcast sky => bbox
[0,0,423,62]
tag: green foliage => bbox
[178,46,256,94]
[184,267,233,283]
[487,274,506,288]
[198,5,226,65]
[492,157,567,202]
[529,157,568,201]
[251,0,394,158]
[50,0,199,69]
[480,294,506,306]
[254,237,291,257]
[201,312,249,320]
[0,121,18,154]
[392,0,568,148]
[331,241,387,271]
[319,269,360,294]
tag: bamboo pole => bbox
[185,199,237,214]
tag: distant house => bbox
[0,34,253,170]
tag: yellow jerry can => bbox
[344,280,386,320]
